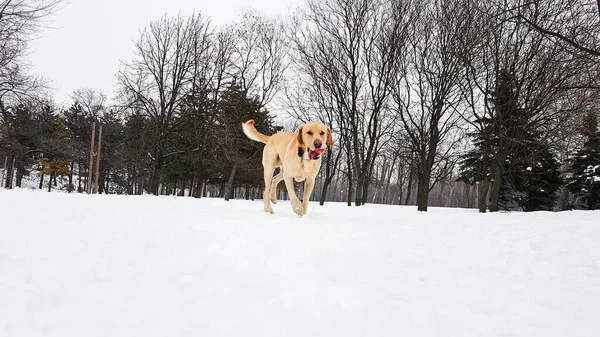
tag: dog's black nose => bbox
[314,140,322,148]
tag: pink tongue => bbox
[309,148,325,159]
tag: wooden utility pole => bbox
[87,122,96,194]
[94,125,103,194]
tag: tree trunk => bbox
[362,169,371,205]
[98,168,106,194]
[224,163,238,201]
[416,169,431,212]
[39,173,44,190]
[354,173,364,206]
[67,161,74,193]
[5,156,15,189]
[194,175,203,198]
[105,167,111,194]
[48,172,54,192]
[489,168,503,212]
[178,179,186,196]
[188,174,194,197]
[15,160,25,187]
[319,149,334,205]
[77,162,83,193]
[151,158,163,195]
[346,157,353,206]
[477,178,490,213]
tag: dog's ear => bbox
[297,125,304,146]
[326,127,334,147]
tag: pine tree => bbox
[504,132,562,211]
[212,83,280,200]
[566,112,600,210]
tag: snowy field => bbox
[1,188,600,337]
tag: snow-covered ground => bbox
[1,188,599,337]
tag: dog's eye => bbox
[307,131,313,135]
[320,131,325,135]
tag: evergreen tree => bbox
[212,83,280,200]
[504,132,562,211]
[566,112,600,210]
[120,112,150,194]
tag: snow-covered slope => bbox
[1,188,599,336]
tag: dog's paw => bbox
[292,200,304,216]
[270,197,278,204]
[264,206,274,214]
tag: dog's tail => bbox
[242,120,270,144]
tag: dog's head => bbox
[297,122,333,160]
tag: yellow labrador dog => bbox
[242,120,333,216]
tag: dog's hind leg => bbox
[263,168,276,213]
[270,170,283,204]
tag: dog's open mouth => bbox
[308,148,325,160]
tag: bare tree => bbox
[71,88,107,118]
[117,13,212,195]
[230,10,289,109]
[0,0,63,102]
[503,0,600,58]
[289,0,414,206]
[393,0,475,211]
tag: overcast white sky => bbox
[29,0,303,107]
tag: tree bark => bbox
[488,168,503,212]
[361,171,371,206]
[404,168,413,205]
[319,148,337,205]
[224,163,238,201]
[47,172,54,192]
[477,178,490,213]
[15,159,25,187]
[6,156,15,189]
[416,169,431,212]
[151,155,163,195]
[354,173,363,206]
[346,153,353,206]
[188,174,194,197]
[68,161,74,193]
[78,162,83,193]
[194,174,203,198]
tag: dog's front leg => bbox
[283,175,304,216]
[302,177,316,214]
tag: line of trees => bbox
[1,0,599,211]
